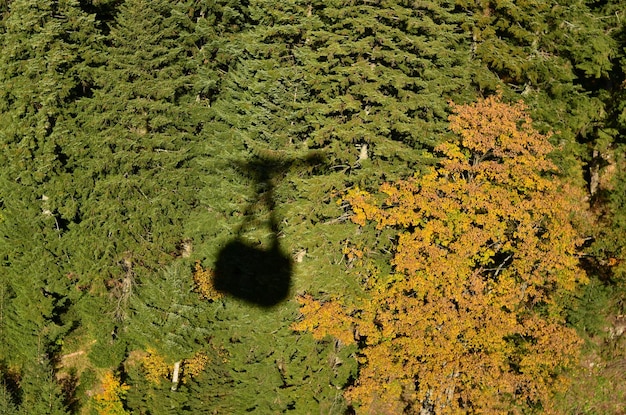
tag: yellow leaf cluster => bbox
[141,348,169,385]
[192,261,224,301]
[341,188,382,227]
[93,371,130,415]
[291,295,356,346]
[182,351,209,382]
[141,348,211,385]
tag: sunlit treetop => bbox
[297,94,588,414]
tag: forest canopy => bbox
[1,0,626,414]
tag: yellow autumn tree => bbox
[141,348,170,384]
[93,371,130,415]
[141,347,210,385]
[296,95,587,414]
[182,351,209,381]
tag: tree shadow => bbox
[213,150,325,307]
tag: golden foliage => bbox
[140,348,210,384]
[292,295,356,346]
[141,348,170,385]
[93,371,130,415]
[182,351,209,382]
[301,95,587,414]
[192,261,224,301]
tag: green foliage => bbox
[73,368,97,411]
[1,0,626,413]
[0,0,100,365]
[18,358,69,415]
[62,0,204,289]
[126,263,209,361]
[88,340,128,370]
[566,278,614,338]
[0,379,18,415]
[589,148,626,283]
[458,0,615,177]
[298,0,479,180]
[179,302,357,414]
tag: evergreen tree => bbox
[187,2,360,411]
[458,0,615,174]
[18,358,69,415]
[0,378,18,415]
[170,298,357,414]
[296,0,480,183]
[126,264,209,365]
[587,2,626,281]
[62,0,206,324]
[0,273,13,361]
[192,0,253,104]
[0,0,100,365]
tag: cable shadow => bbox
[213,150,325,307]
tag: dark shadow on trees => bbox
[0,362,21,408]
[214,239,292,307]
[213,150,325,307]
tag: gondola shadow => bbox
[213,239,292,307]
[213,151,324,307]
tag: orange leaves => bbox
[445,93,557,193]
[342,188,379,227]
[448,93,553,162]
[298,94,587,413]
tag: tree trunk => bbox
[171,361,181,391]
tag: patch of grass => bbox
[55,330,109,415]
